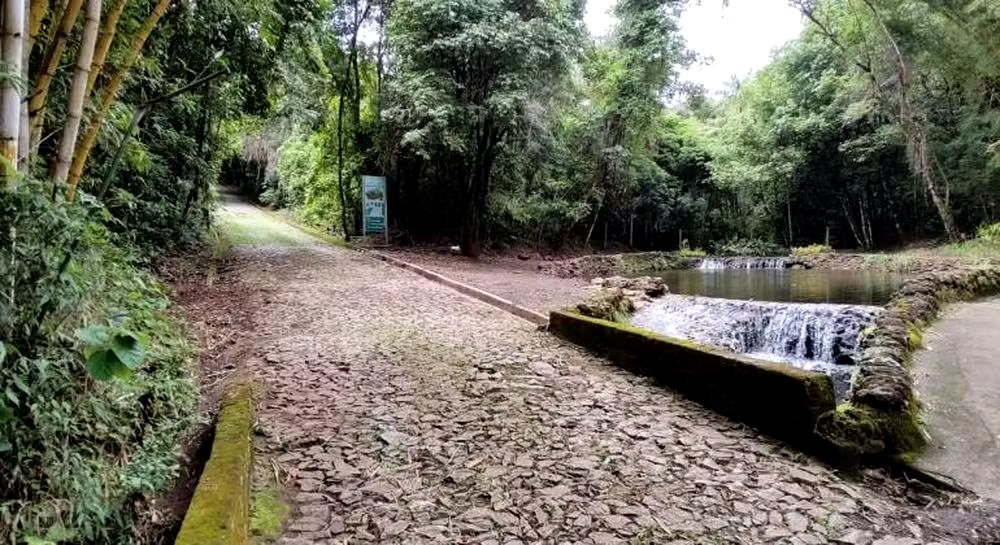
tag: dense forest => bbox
[227,0,1000,256]
[0,0,997,542]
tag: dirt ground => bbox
[172,195,1000,545]
[381,248,590,314]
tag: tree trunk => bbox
[461,141,497,258]
[1,0,26,176]
[52,0,100,185]
[336,90,350,237]
[84,0,128,100]
[786,192,794,247]
[860,0,960,241]
[28,0,85,151]
[66,0,170,200]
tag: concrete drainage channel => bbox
[174,382,254,545]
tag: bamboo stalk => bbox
[28,0,47,39]
[28,0,85,152]
[1,0,27,176]
[66,0,171,200]
[52,0,101,184]
[18,0,32,172]
[84,0,127,99]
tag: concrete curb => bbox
[175,381,254,545]
[363,249,549,326]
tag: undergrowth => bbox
[1,181,199,543]
[791,244,833,257]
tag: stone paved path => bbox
[211,195,998,544]
[912,297,1000,501]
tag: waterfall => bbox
[698,257,790,270]
[631,295,881,399]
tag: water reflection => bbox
[646,269,906,305]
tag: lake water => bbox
[644,268,906,305]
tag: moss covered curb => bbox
[175,382,254,545]
[549,310,836,449]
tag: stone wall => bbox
[538,252,701,279]
[549,311,837,450]
[792,252,982,274]
[817,266,1000,457]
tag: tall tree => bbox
[387,0,582,256]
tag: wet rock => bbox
[576,289,634,322]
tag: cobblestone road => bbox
[213,198,994,545]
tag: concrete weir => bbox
[549,310,837,449]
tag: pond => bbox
[644,268,906,305]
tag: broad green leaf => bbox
[0,438,11,453]
[86,350,130,381]
[110,334,146,370]
[76,325,110,346]
[12,376,30,395]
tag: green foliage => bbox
[75,325,147,382]
[250,486,290,542]
[712,238,787,257]
[1,180,199,543]
[791,244,834,257]
[977,222,1000,241]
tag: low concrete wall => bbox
[549,310,836,448]
[175,382,254,545]
[366,250,549,325]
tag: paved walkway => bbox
[912,298,1000,500]
[210,196,997,544]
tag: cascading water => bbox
[698,256,790,270]
[631,295,880,399]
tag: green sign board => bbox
[362,175,387,236]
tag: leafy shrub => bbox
[677,247,707,258]
[791,244,833,257]
[712,237,787,257]
[1,180,198,543]
[976,222,1000,241]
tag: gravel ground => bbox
[204,197,1000,545]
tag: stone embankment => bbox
[819,266,1000,457]
[538,252,701,278]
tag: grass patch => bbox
[677,247,707,258]
[791,244,833,257]
[250,486,290,543]
[216,207,316,247]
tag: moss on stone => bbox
[815,403,886,457]
[906,324,924,350]
[250,486,290,543]
[175,381,255,545]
